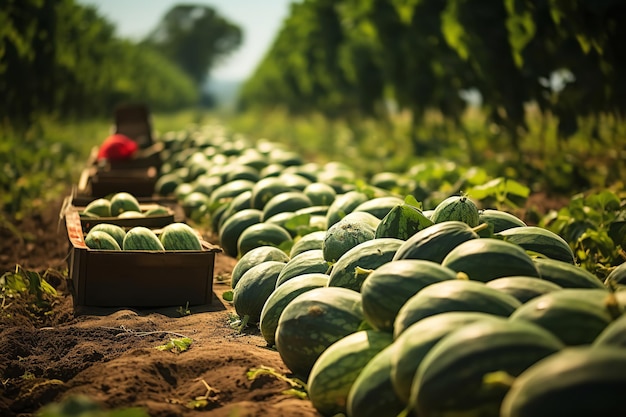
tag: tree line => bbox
[1,0,242,128]
[238,0,626,151]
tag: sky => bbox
[76,0,294,81]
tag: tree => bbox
[143,4,243,86]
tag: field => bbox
[1,110,624,417]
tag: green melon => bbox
[250,176,294,209]
[159,222,202,250]
[430,195,480,227]
[233,261,285,324]
[500,346,626,417]
[304,182,337,206]
[392,221,481,263]
[117,210,143,218]
[533,257,606,289]
[230,245,290,289]
[275,249,330,288]
[325,190,370,228]
[346,344,406,417]
[84,230,121,250]
[208,179,255,207]
[498,226,575,264]
[109,192,141,216]
[353,196,405,220]
[327,238,404,292]
[236,223,293,258]
[83,198,111,217]
[391,311,499,405]
[393,279,522,338]
[88,223,126,248]
[374,203,433,240]
[181,191,210,221]
[218,209,263,258]
[593,311,626,348]
[605,262,626,287]
[261,191,313,222]
[274,287,364,379]
[216,190,252,231]
[122,227,165,251]
[410,318,564,417]
[322,213,378,263]
[289,230,326,257]
[360,259,457,332]
[259,273,329,346]
[307,330,393,417]
[143,205,170,217]
[509,288,615,345]
[485,276,563,303]
[441,238,540,282]
[479,209,526,233]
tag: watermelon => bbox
[250,176,294,209]
[509,288,615,345]
[430,195,480,227]
[122,227,165,251]
[360,259,457,332]
[593,311,626,348]
[392,221,481,263]
[237,223,293,257]
[393,279,522,338]
[208,179,255,207]
[533,257,606,289]
[84,230,121,250]
[230,246,290,289]
[259,273,329,346]
[261,191,313,222]
[410,318,564,417]
[88,223,126,248]
[274,287,364,379]
[307,330,393,416]
[325,190,370,228]
[159,222,202,250]
[441,238,540,282]
[374,203,433,240]
[353,196,405,220]
[275,249,330,288]
[83,198,111,217]
[605,262,626,287]
[391,311,500,404]
[500,346,626,417]
[304,182,337,206]
[322,212,379,263]
[485,276,563,303]
[233,261,285,324]
[327,238,404,292]
[216,190,253,231]
[289,230,326,257]
[109,192,141,216]
[117,211,143,218]
[346,344,406,417]
[218,209,263,258]
[498,226,575,264]
[479,209,526,233]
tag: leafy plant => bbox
[154,337,193,353]
[247,365,308,399]
[0,265,58,313]
[540,190,626,278]
[466,177,531,210]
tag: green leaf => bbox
[222,290,233,302]
[155,337,193,353]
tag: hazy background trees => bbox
[1,0,243,128]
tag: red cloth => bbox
[97,134,138,161]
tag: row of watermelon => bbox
[153,126,626,417]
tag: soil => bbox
[0,196,321,417]
[0,190,565,417]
